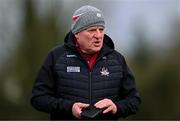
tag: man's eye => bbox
[99,28,104,31]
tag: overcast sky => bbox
[0,0,180,66]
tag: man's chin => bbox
[88,50,100,55]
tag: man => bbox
[31,5,141,120]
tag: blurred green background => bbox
[0,0,180,120]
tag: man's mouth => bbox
[95,41,100,44]
[94,41,101,47]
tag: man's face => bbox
[75,26,105,54]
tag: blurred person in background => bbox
[31,5,141,120]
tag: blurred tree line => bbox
[129,15,180,119]
[0,0,62,119]
[0,0,180,120]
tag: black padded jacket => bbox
[31,31,141,120]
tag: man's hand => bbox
[94,98,117,114]
[72,102,89,119]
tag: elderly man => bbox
[31,5,141,120]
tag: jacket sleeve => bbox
[115,56,141,118]
[30,51,74,115]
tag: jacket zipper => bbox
[88,55,106,105]
[77,52,106,105]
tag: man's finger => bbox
[79,103,90,108]
[103,105,113,114]
[95,100,112,108]
[94,100,102,107]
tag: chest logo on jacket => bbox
[100,67,109,76]
[67,66,80,72]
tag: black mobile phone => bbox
[81,106,104,119]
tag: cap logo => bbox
[96,13,102,17]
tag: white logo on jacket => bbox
[100,67,109,76]
[66,54,77,58]
[67,66,80,72]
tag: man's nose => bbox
[94,29,102,38]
